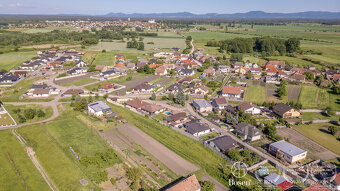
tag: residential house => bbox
[100,69,118,77]
[209,135,236,153]
[234,66,248,75]
[141,104,164,115]
[164,174,201,191]
[166,112,187,125]
[234,122,262,141]
[203,69,215,76]
[290,73,305,83]
[264,173,288,187]
[179,77,194,84]
[221,86,245,98]
[183,120,212,137]
[13,71,27,78]
[126,63,136,70]
[67,67,88,75]
[269,140,307,164]
[211,97,228,110]
[237,102,261,115]
[192,99,213,113]
[154,66,168,76]
[219,65,230,73]
[136,62,147,69]
[75,60,87,67]
[225,105,237,115]
[191,85,209,95]
[63,89,84,97]
[166,83,185,94]
[126,99,150,110]
[303,182,331,191]
[333,173,340,191]
[306,65,316,71]
[132,82,154,93]
[88,101,112,116]
[99,84,116,93]
[272,103,301,118]
[95,65,108,72]
[232,62,243,68]
[0,73,20,83]
[32,89,51,97]
[267,61,285,69]
[178,68,195,76]
[333,74,340,83]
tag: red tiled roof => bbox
[277,181,293,191]
[101,84,115,89]
[333,74,340,80]
[334,172,340,185]
[303,182,330,191]
[165,174,201,191]
[222,86,243,95]
[126,99,150,109]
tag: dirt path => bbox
[117,124,199,175]
[277,128,339,160]
[12,129,59,191]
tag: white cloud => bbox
[9,3,24,8]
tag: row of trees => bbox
[206,37,300,56]
[127,39,145,50]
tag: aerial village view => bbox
[0,0,340,191]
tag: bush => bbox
[126,167,143,182]
[110,178,116,186]
[24,109,36,120]
[92,170,108,184]
[36,109,45,118]
[200,181,215,191]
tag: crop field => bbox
[298,86,319,108]
[92,52,115,66]
[18,124,96,191]
[0,51,36,71]
[88,36,185,52]
[23,26,81,33]
[294,123,340,156]
[244,85,266,104]
[185,30,255,44]
[0,130,50,190]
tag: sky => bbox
[0,0,340,15]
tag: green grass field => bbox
[92,52,115,66]
[298,86,320,109]
[0,113,15,125]
[18,125,96,191]
[301,112,339,121]
[62,78,98,87]
[244,85,267,104]
[5,104,53,124]
[294,123,340,156]
[23,26,81,33]
[0,130,50,190]
[0,51,36,71]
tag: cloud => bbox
[9,3,24,7]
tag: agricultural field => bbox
[0,51,36,71]
[18,124,97,191]
[294,123,340,156]
[23,26,81,33]
[5,104,53,124]
[0,130,50,190]
[0,113,15,125]
[301,112,339,121]
[244,85,267,104]
[298,86,340,109]
[88,36,185,52]
[298,86,322,109]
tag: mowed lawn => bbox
[0,130,50,190]
[0,51,36,71]
[1,78,36,102]
[18,125,96,191]
[5,104,53,124]
[244,85,266,104]
[62,78,98,87]
[294,123,340,156]
[92,52,115,66]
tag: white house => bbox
[192,99,213,113]
[88,101,112,116]
[237,102,261,115]
[184,120,212,137]
[269,140,307,164]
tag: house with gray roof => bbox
[192,99,212,113]
[264,173,287,186]
[209,135,236,153]
[234,122,262,141]
[183,120,212,137]
[269,140,307,164]
[88,101,112,116]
